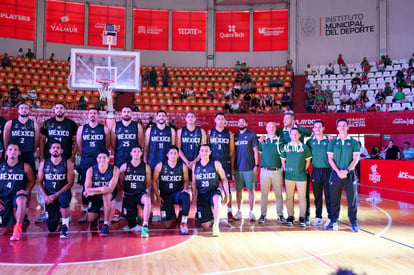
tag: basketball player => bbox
[76,107,110,223]
[119,145,151,238]
[0,144,35,241]
[111,105,144,222]
[192,144,229,237]
[207,113,235,221]
[152,146,190,235]
[37,142,74,238]
[83,149,119,237]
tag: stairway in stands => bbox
[293,75,307,113]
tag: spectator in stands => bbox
[304,79,313,94]
[187,87,195,99]
[375,89,386,104]
[281,92,292,110]
[349,87,359,103]
[32,100,41,109]
[22,86,37,104]
[339,88,350,105]
[378,146,387,159]
[359,90,369,103]
[314,87,324,103]
[224,99,231,113]
[402,142,414,160]
[242,92,252,109]
[142,69,149,88]
[385,140,400,160]
[273,103,283,114]
[250,95,259,111]
[266,92,274,108]
[395,69,407,88]
[337,54,346,66]
[325,63,334,75]
[133,105,140,112]
[269,77,277,88]
[49,53,55,61]
[26,48,35,59]
[235,71,243,83]
[235,61,241,72]
[314,81,322,93]
[250,82,257,94]
[241,62,249,72]
[285,60,293,73]
[162,69,169,88]
[361,57,369,68]
[240,81,250,94]
[336,105,346,113]
[149,67,157,87]
[233,83,241,97]
[384,82,393,96]
[224,86,233,99]
[168,119,177,130]
[208,88,217,100]
[17,48,23,57]
[355,96,365,112]
[230,99,240,113]
[243,72,252,83]
[370,145,380,159]
[409,53,414,66]
[95,97,106,111]
[314,99,326,113]
[78,96,87,110]
[382,54,392,66]
[146,116,155,129]
[1,53,11,68]
[407,63,414,76]
[393,88,405,103]
[366,103,377,112]
[304,64,312,77]
[306,90,315,113]
[259,93,267,107]
[377,59,385,72]
[360,73,368,85]
[179,88,187,100]
[8,85,23,107]
[351,74,361,87]
[340,64,348,75]
[275,77,284,88]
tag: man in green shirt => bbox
[258,122,285,225]
[326,118,360,232]
[306,120,332,227]
[281,128,312,228]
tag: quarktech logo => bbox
[219,25,245,39]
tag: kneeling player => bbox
[83,149,119,237]
[37,142,74,238]
[0,144,35,241]
[119,145,151,237]
[153,146,191,235]
[192,144,229,237]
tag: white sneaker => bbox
[324,219,331,228]
[234,210,243,220]
[311,217,323,226]
[123,225,141,232]
[249,211,256,221]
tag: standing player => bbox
[233,118,259,221]
[0,144,35,241]
[111,105,144,222]
[208,113,235,220]
[281,128,312,228]
[83,149,119,237]
[119,145,151,237]
[37,142,74,238]
[0,114,7,159]
[306,120,332,227]
[76,108,110,223]
[326,118,360,232]
[152,146,190,235]
[192,144,229,237]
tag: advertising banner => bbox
[88,5,125,48]
[45,0,85,45]
[253,10,288,51]
[0,0,36,40]
[134,9,168,51]
[215,11,249,52]
[172,11,206,51]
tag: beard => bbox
[56,113,64,118]
[122,116,131,121]
[238,126,246,131]
[19,113,29,118]
[51,152,61,158]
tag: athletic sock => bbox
[115,201,122,212]
[104,221,109,226]
[142,221,148,227]
[62,218,69,227]
[181,216,188,224]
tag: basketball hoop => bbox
[96,79,115,112]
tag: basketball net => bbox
[97,80,115,113]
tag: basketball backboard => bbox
[69,48,140,91]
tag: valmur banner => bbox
[88,5,125,48]
[253,10,288,51]
[45,0,85,45]
[0,0,36,40]
[172,11,206,51]
[134,9,169,51]
[215,11,249,52]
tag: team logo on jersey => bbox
[347,142,351,146]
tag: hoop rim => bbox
[96,79,115,84]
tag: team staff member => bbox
[306,120,332,227]
[208,113,235,221]
[281,128,312,228]
[326,118,360,232]
[0,144,35,241]
[119,145,151,238]
[258,122,286,225]
[152,146,190,235]
[83,149,119,237]
[37,142,74,238]
[233,118,259,221]
[192,144,229,237]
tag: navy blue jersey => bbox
[180,126,202,162]
[43,158,68,195]
[148,126,172,169]
[234,130,258,171]
[209,128,231,166]
[41,118,77,159]
[92,164,114,188]
[10,119,35,152]
[194,160,220,195]
[114,121,140,167]
[158,161,183,196]
[0,161,26,199]
[81,124,106,160]
[123,162,147,197]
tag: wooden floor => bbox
[1,187,414,275]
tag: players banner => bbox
[88,5,125,48]
[45,0,84,45]
[215,11,249,52]
[134,9,169,51]
[0,0,36,40]
[253,10,288,51]
[172,11,207,51]
[360,160,414,204]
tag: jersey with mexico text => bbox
[148,126,172,169]
[81,124,106,160]
[10,119,35,153]
[158,161,184,196]
[114,121,140,167]
[0,161,26,199]
[43,158,68,195]
[41,118,77,159]
[123,162,147,197]
[180,126,202,162]
[92,164,114,188]
[194,160,220,195]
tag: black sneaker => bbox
[286,216,294,226]
[258,215,266,224]
[277,216,287,224]
[91,219,98,230]
[99,224,109,237]
[60,224,69,239]
[299,217,306,228]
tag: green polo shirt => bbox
[327,136,360,170]
[258,136,283,168]
[276,125,312,144]
[281,142,312,181]
[306,135,330,168]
